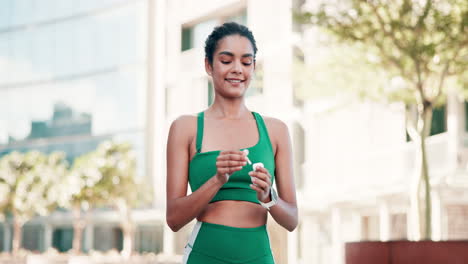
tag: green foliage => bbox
[68,140,149,210]
[0,151,69,223]
[296,0,467,102]
[0,140,149,220]
[67,151,107,210]
[293,40,393,102]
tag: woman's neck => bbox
[207,99,250,120]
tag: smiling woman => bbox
[205,34,255,99]
[166,22,298,264]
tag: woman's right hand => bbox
[215,150,248,184]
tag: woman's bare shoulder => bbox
[262,116,288,133]
[171,114,197,125]
[261,116,290,153]
[168,114,198,142]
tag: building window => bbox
[22,224,44,251]
[405,104,446,141]
[134,224,164,254]
[431,104,446,135]
[93,226,123,251]
[52,227,74,252]
[181,27,193,51]
[181,19,218,51]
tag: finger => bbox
[249,171,271,185]
[218,166,243,175]
[216,160,247,167]
[219,150,246,157]
[255,166,270,176]
[228,166,243,173]
[217,153,247,162]
[220,150,244,154]
[250,184,267,194]
[251,176,270,191]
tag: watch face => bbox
[271,188,278,202]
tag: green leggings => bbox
[182,221,275,264]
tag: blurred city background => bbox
[0,0,467,263]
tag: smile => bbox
[226,79,245,83]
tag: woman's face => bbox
[205,34,255,99]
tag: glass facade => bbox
[0,0,158,253]
[0,0,147,162]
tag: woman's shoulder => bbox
[168,114,198,138]
[257,115,290,154]
[259,115,288,132]
[258,114,290,146]
[172,114,198,124]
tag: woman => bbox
[166,22,298,264]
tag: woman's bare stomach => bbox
[197,200,268,228]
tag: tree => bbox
[293,40,390,102]
[66,152,106,254]
[91,141,145,257]
[65,140,149,256]
[296,0,467,240]
[0,151,68,254]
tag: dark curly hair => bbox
[204,22,258,66]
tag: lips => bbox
[225,78,245,84]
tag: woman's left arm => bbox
[250,118,298,232]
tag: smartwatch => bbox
[260,187,278,210]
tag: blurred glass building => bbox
[0,0,159,253]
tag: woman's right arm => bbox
[165,116,246,232]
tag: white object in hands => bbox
[242,149,252,165]
[252,162,264,171]
[251,162,264,187]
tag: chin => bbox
[228,88,247,98]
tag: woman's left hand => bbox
[249,166,272,203]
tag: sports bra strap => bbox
[196,112,204,153]
[253,112,267,138]
[253,112,274,153]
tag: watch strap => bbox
[260,188,278,210]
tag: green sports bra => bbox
[188,111,275,204]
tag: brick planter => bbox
[346,241,468,264]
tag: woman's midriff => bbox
[197,200,268,228]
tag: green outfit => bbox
[182,221,275,264]
[183,111,276,264]
[189,111,276,203]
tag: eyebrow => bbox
[218,51,253,58]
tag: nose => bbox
[231,60,242,74]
